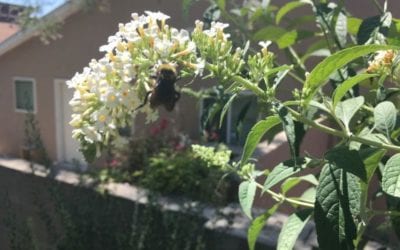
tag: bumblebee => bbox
[136,64,181,111]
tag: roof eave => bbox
[0,0,81,58]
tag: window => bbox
[14,78,36,112]
[227,95,259,145]
[200,91,259,145]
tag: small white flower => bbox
[91,109,112,132]
[211,21,229,30]
[82,126,102,143]
[258,40,272,49]
[154,38,174,58]
[194,58,206,76]
[144,11,170,21]
[69,114,82,128]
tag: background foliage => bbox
[181,0,400,249]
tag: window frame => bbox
[200,90,258,145]
[13,77,37,113]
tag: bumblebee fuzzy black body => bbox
[136,64,180,111]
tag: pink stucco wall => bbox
[0,0,209,160]
[0,0,399,164]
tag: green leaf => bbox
[239,180,257,219]
[388,19,400,45]
[264,157,310,191]
[359,148,386,182]
[303,44,399,107]
[216,0,225,10]
[374,101,397,135]
[277,104,298,161]
[288,15,315,29]
[80,142,96,163]
[309,100,331,113]
[301,49,331,63]
[357,15,381,44]
[332,74,378,108]
[253,26,286,42]
[361,132,390,145]
[277,30,298,49]
[272,68,291,90]
[347,17,362,35]
[302,39,329,61]
[264,64,293,78]
[335,96,364,130]
[240,116,281,166]
[219,93,237,128]
[357,12,392,45]
[314,164,361,250]
[277,209,312,250]
[281,174,318,195]
[296,30,315,41]
[334,11,348,47]
[382,154,400,198]
[248,204,279,250]
[325,146,367,182]
[300,187,316,203]
[276,1,308,25]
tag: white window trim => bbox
[54,79,66,162]
[13,77,37,114]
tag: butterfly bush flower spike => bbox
[68,11,237,161]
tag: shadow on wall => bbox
[0,164,274,250]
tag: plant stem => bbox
[232,74,400,152]
[232,75,266,98]
[286,106,400,152]
[371,0,384,14]
[254,182,314,208]
[288,71,305,84]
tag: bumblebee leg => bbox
[183,76,196,86]
[134,91,152,111]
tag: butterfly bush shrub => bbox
[68,2,400,249]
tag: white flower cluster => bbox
[67,11,233,160]
[68,11,200,157]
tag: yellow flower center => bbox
[108,95,116,102]
[98,114,107,123]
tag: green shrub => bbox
[140,149,238,205]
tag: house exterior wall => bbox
[0,0,399,163]
[0,0,209,161]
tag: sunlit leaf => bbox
[239,180,257,219]
[281,174,318,195]
[264,157,309,191]
[325,145,367,182]
[374,101,397,135]
[276,1,308,25]
[240,116,281,166]
[314,164,361,249]
[332,74,378,108]
[335,96,364,130]
[303,44,399,107]
[382,154,400,198]
[277,209,312,250]
[248,204,279,250]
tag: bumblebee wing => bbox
[149,90,162,109]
